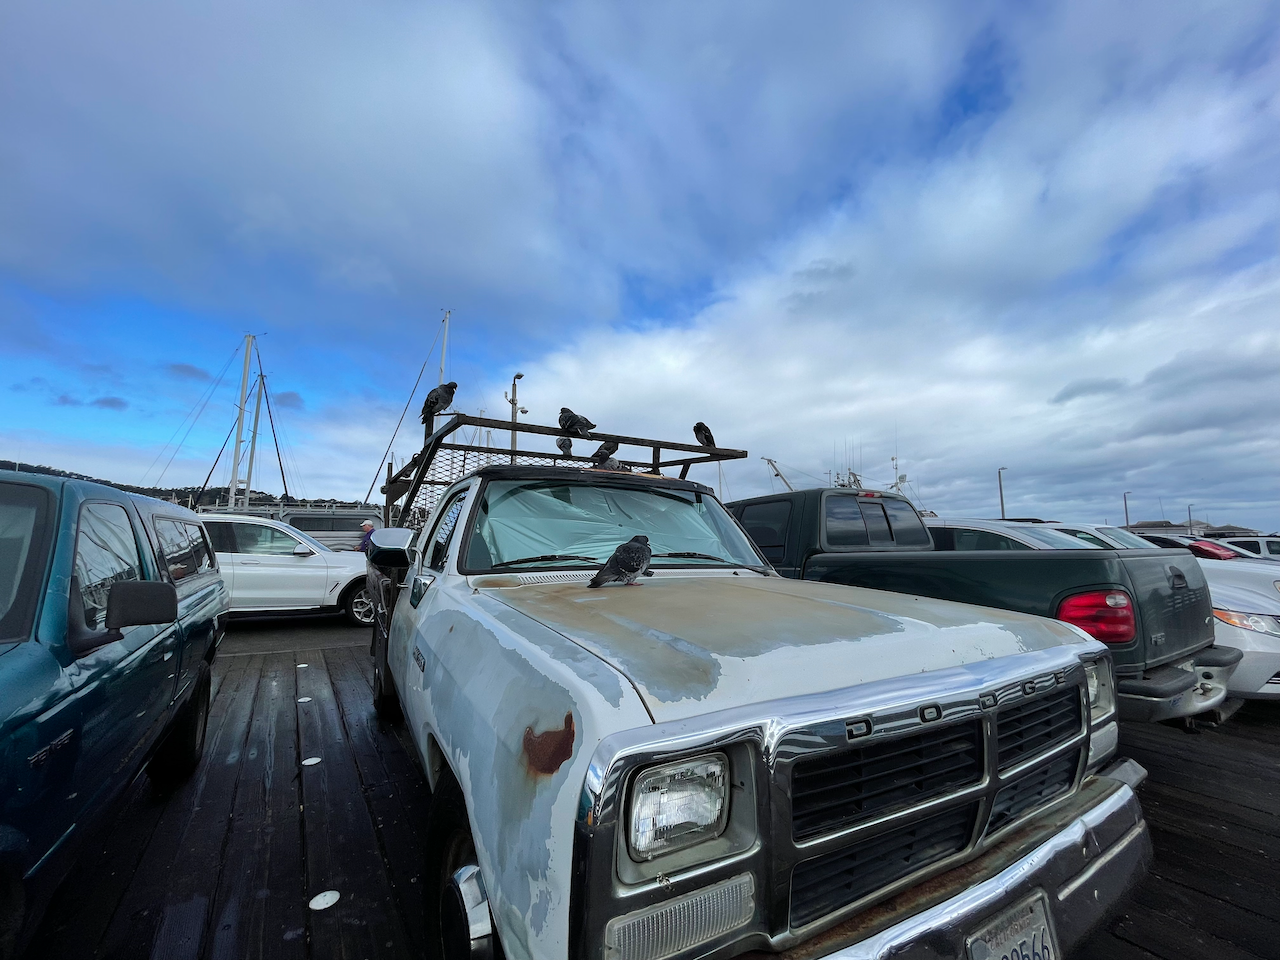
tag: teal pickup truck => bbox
[728,488,1241,724]
[0,471,227,958]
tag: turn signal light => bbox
[1056,590,1136,644]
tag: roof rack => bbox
[380,414,747,528]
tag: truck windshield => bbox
[0,482,55,643]
[462,480,764,571]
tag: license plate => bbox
[966,893,1059,960]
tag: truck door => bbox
[65,500,180,813]
[152,517,221,701]
[398,490,469,731]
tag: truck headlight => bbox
[629,754,729,860]
[1083,659,1116,724]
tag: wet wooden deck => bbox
[20,620,1280,960]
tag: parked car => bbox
[1026,523,1277,700]
[1218,535,1280,562]
[369,464,1150,960]
[200,515,373,625]
[1134,533,1269,561]
[728,489,1239,723]
[283,510,382,552]
[0,471,227,959]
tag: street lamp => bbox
[997,467,1008,519]
[505,373,526,464]
[1187,503,1194,536]
[1123,491,1132,528]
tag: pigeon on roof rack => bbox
[559,407,596,438]
[693,422,716,447]
[588,535,653,587]
[556,436,573,457]
[420,382,458,424]
[589,440,619,467]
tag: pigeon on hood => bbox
[588,535,653,587]
[420,382,458,424]
[556,436,573,457]
[559,407,596,438]
[693,422,716,447]
[589,440,619,466]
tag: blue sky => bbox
[2,1,1278,529]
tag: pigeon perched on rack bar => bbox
[420,381,458,424]
[559,407,596,438]
[589,440,619,466]
[693,422,716,447]
[588,535,653,587]
[556,436,573,457]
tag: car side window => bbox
[73,502,144,630]
[428,493,468,572]
[1061,528,1110,549]
[187,522,215,573]
[951,529,1033,551]
[204,520,237,554]
[155,518,195,581]
[228,522,303,556]
[1231,540,1261,554]
[739,501,792,562]
[1269,542,1280,556]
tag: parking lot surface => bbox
[20,619,1280,960]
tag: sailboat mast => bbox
[243,374,265,506]
[228,333,255,507]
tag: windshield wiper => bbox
[492,554,600,568]
[651,552,734,563]
[651,552,773,575]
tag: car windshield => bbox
[1095,526,1156,549]
[1014,526,1104,549]
[462,479,764,571]
[0,481,56,643]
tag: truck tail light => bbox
[1056,590,1136,644]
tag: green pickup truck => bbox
[0,471,227,958]
[728,488,1241,723]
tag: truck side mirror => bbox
[368,527,415,568]
[106,580,179,630]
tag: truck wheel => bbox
[148,671,210,790]
[342,584,376,627]
[372,623,402,722]
[425,776,503,960]
[0,874,23,960]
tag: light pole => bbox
[504,373,527,464]
[1123,491,1132,528]
[1187,503,1194,536]
[997,467,1008,519]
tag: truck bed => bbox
[801,547,1215,674]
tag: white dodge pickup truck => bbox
[367,465,1150,960]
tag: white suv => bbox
[201,515,373,625]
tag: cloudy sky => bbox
[2,1,1277,529]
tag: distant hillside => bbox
[0,461,372,509]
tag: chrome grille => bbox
[790,720,982,841]
[988,751,1080,833]
[790,804,978,927]
[996,685,1081,770]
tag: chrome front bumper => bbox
[807,762,1150,960]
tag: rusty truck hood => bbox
[482,575,1092,723]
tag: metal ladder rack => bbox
[380,415,747,528]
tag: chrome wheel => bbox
[345,586,376,626]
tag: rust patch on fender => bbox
[523,712,575,775]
